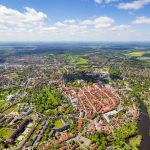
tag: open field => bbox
[143,53,150,57]
[145,60,150,66]
[65,54,88,65]
[129,135,142,150]
[3,104,19,115]
[54,120,64,128]
[76,58,88,65]
[129,51,150,57]
[0,100,6,108]
[129,52,145,57]
[44,87,58,105]
[0,128,14,139]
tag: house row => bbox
[59,143,79,150]
[25,121,49,148]
[20,103,34,116]
[62,83,119,117]
[0,114,14,124]
[6,118,33,144]
[55,133,76,145]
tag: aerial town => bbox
[0,0,150,149]
[0,43,149,150]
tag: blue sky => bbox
[0,0,150,41]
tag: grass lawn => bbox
[129,135,142,150]
[54,119,64,128]
[146,60,150,66]
[44,87,58,105]
[0,100,6,108]
[76,58,88,65]
[9,72,18,78]
[143,53,150,57]
[129,52,145,57]
[4,104,18,115]
[0,128,14,140]
[102,67,109,72]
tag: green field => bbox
[54,119,64,128]
[0,128,14,139]
[0,100,6,108]
[146,60,150,66]
[76,58,88,65]
[143,53,150,57]
[65,54,88,65]
[129,135,142,150]
[129,51,150,57]
[129,52,145,57]
[44,87,58,105]
[4,104,18,115]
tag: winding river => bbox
[138,100,150,150]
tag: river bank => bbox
[138,100,150,150]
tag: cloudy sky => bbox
[0,0,150,41]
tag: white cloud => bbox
[80,19,93,25]
[64,19,76,24]
[80,16,114,28]
[54,22,66,27]
[109,25,131,31]
[0,5,149,41]
[53,16,114,29]
[95,17,114,28]
[132,16,150,24]
[94,0,119,4]
[118,0,150,10]
[105,0,120,3]
[42,27,57,32]
[94,0,103,4]
[0,5,47,29]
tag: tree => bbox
[109,67,122,80]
